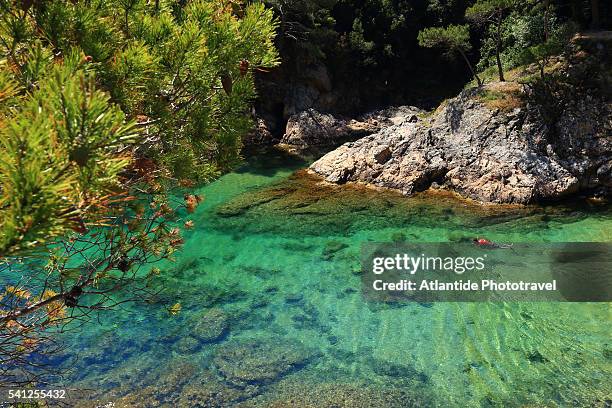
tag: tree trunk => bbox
[459,49,483,86]
[590,0,600,29]
[543,0,550,42]
[495,11,505,82]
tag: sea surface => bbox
[50,149,612,407]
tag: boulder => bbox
[280,109,367,148]
[280,106,424,150]
[243,117,277,146]
[192,308,229,342]
[174,336,201,354]
[213,338,317,388]
[310,86,611,204]
[178,371,259,408]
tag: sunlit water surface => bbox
[52,150,610,407]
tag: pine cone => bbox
[221,73,233,95]
[239,59,249,77]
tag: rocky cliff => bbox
[278,106,424,150]
[309,80,610,204]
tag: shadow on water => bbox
[236,146,311,177]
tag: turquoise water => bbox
[55,149,610,407]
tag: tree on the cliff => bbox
[466,0,515,82]
[472,0,578,79]
[418,24,483,86]
[0,0,278,387]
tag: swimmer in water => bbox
[472,238,513,249]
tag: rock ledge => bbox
[310,86,610,204]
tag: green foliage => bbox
[475,3,576,73]
[418,24,482,85]
[418,24,472,56]
[1,0,279,182]
[465,0,515,22]
[265,0,338,60]
[337,0,418,67]
[0,0,279,252]
[0,56,137,253]
[427,0,467,23]
[263,0,482,108]
[0,3,266,384]
[465,0,518,81]
[261,0,584,107]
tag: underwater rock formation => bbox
[177,374,259,407]
[192,308,229,342]
[213,338,318,388]
[235,380,432,408]
[173,336,201,354]
[213,170,578,237]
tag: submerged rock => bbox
[367,356,428,383]
[103,358,199,407]
[213,338,317,388]
[213,169,588,237]
[174,336,201,354]
[321,240,349,260]
[235,380,432,408]
[192,308,229,342]
[284,292,304,305]
[310,85,611,204]
[177,371,260,408]
[527,350,549,363]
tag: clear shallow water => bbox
[52,149,610,407]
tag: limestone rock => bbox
[280,109,367,148]
[310,87,611,204]
[243,117,277,146]
[280,106,424,150]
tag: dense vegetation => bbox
[263,0,608,111]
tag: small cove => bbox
[54,148,611,407]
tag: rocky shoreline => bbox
[307,84,610,204]
[278,106,424,150]
[258,35,612,205]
